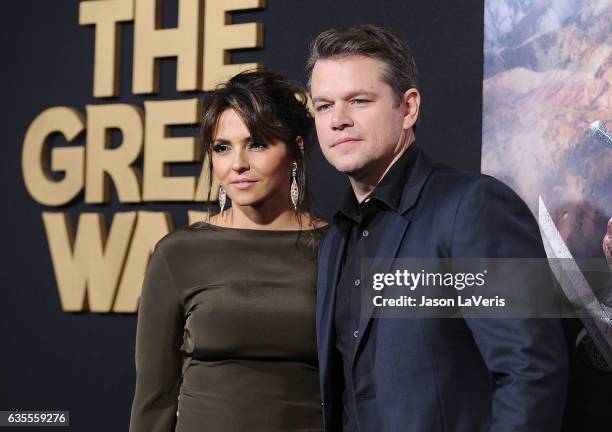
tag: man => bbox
[308,25,568,431]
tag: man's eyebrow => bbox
[311,96,329,104]
[312,90,378,103]
[346,90,377,99]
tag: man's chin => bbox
[331,159,367,176]
[334,161,385,184]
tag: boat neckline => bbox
[193,221,329,234]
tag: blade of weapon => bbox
[538,196,612,367]
[589,120,612,148]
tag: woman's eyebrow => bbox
[213,138,230,145]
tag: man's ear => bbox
[401,88,420,130]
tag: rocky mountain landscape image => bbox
[482,0,611,257]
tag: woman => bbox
[129,70,327,431]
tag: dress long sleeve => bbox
[129,244,184,432]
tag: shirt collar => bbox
[334,143,419,224]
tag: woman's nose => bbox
[231,149,249,172]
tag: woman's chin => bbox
[230,197,264,209]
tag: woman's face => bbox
[212,108,293,210]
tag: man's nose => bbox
[331,104,353,131]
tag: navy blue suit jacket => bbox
[316,149,568,431]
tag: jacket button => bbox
[353,330,359,338]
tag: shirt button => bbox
[354,279,361,286]
[364,198,371,203]
[353,330,359,338]
[362,230,369,237]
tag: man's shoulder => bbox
[425,160,520,204]
[428,161,498,189]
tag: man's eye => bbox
[315,104,331,112]
[212,144,229,153]
[352,99,369,105]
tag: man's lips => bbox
[332,137,362,148]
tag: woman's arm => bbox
[129,244,184,432]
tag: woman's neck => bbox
[212,203,301,231]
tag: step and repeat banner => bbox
[2,1,483,429]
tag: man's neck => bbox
[349,134,415,203]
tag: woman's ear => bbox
[296,136,305,154]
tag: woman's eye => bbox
[248,140,267,150]
[212,144,229,153]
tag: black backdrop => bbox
[1,1,483,430]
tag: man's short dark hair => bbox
[306,24,419,102]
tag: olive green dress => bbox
[129,222,326,432]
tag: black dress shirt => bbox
[333,144,419,431]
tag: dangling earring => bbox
[219,185,226,213]
[290,162,299,210]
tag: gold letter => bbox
[113,211,172,312]
[133,0,202,94]
[43,211,136,312]
[202,0,264,90]
[22,107,85,206]
[187,210,209,224]
[143,98,199,201]
[79,0,135,97]
[194,153,219,201]
[85,104,143,203]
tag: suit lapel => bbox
[317,227,346,393]
[352,213,411,360]
[351,149,435,363]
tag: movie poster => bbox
[483,1,612,424]
[482,0,611,259]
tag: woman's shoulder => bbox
[309,217,329,230]
[298,213,329,231]
[152,221,220,255]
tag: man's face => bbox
[311,55,411,181]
